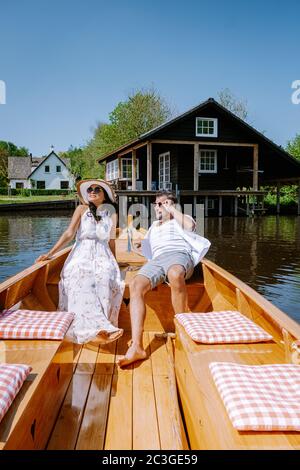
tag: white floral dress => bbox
[58,208,125,344]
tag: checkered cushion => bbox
[175,311,272,343]
[210,362,300,431]
[0,364,32,423]
[0,309,74,340]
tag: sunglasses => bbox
[154,200,173,207]
[87,186,103,194]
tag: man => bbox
[117,190,211,367]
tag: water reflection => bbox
[205,216,300,322]
[0,211,70,281]
[0,212,299,323]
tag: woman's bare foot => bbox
[106,329,123,343]
[117,344,147,367]
[97,329,123,344]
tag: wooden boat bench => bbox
[0,253,74,450]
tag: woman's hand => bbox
[35,253,52,263]
[133,238,142,249]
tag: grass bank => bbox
[0,195,76,204]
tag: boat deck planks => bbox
[149,333,189,450]
[104,334,133,450]
[46,329,187,450]
[132,332,160,450]
[47,373,93,450]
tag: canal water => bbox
[0,211,299,323]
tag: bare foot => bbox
[117,344,147,367]
[97,329,123,344]
[106,329,123,343]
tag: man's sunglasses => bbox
[87,186,103,194]
[153,200,173,207]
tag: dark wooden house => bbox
[98,98,300,216]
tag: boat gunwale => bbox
[202,258,300,340]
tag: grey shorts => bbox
[138,251,194,289]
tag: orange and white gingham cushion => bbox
[0,363,32,423]
[0,309,74,340]
[175,311,272,343]
[210,362,300,431]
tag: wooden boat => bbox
[0,232,299,450]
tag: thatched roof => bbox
[8,157,31,179]
[31,157,46,167]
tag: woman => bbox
[36,179,124,344]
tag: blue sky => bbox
[0,0,299,156]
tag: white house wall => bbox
[10,179,31,189]
[31,153,74,189]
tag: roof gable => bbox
[29,151,70,177]
[98,98,300,172]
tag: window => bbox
[196,117,218,137]
[60,181,69,189]
[159,152,171,189]
[207,199,215,210]
[199,150,217,173]
[106,159,119,180]
[37,181,45,189]
[121,158,139,180]
[16,182,24,189]
[56,165,61,173]
[45,165,50,173]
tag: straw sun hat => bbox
[76,179,116,205]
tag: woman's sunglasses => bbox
[87,186,103,194]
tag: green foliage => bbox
[217,88,248,121]
[87,88,173,160]
[263,185,298,207]
[0,141,28,156]
[60,145,104,180]
[286,134,300,160]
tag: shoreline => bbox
[0,199,76,211]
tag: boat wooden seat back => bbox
[0,251,74,449]
[174,259,300,450]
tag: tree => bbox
[0,141,29,187]
[286,134,300,160]
[86,88,173,160]
[217,88,248,121]
[60,145,104,180]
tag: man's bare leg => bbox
[117,275,152,367]
[167,265,189,313]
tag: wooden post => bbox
[146,142,152,191]
[276,182,281,215]
[118,157,122,188]
[132,149,136,191]
[218,196,222,217]
[298,181,300,216]
[194,144,199,191]
[253,144,259,191]
[246,195,250,216]
[205,196,208,217]
[234,196,238,217]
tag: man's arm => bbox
[162,200,196,231]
